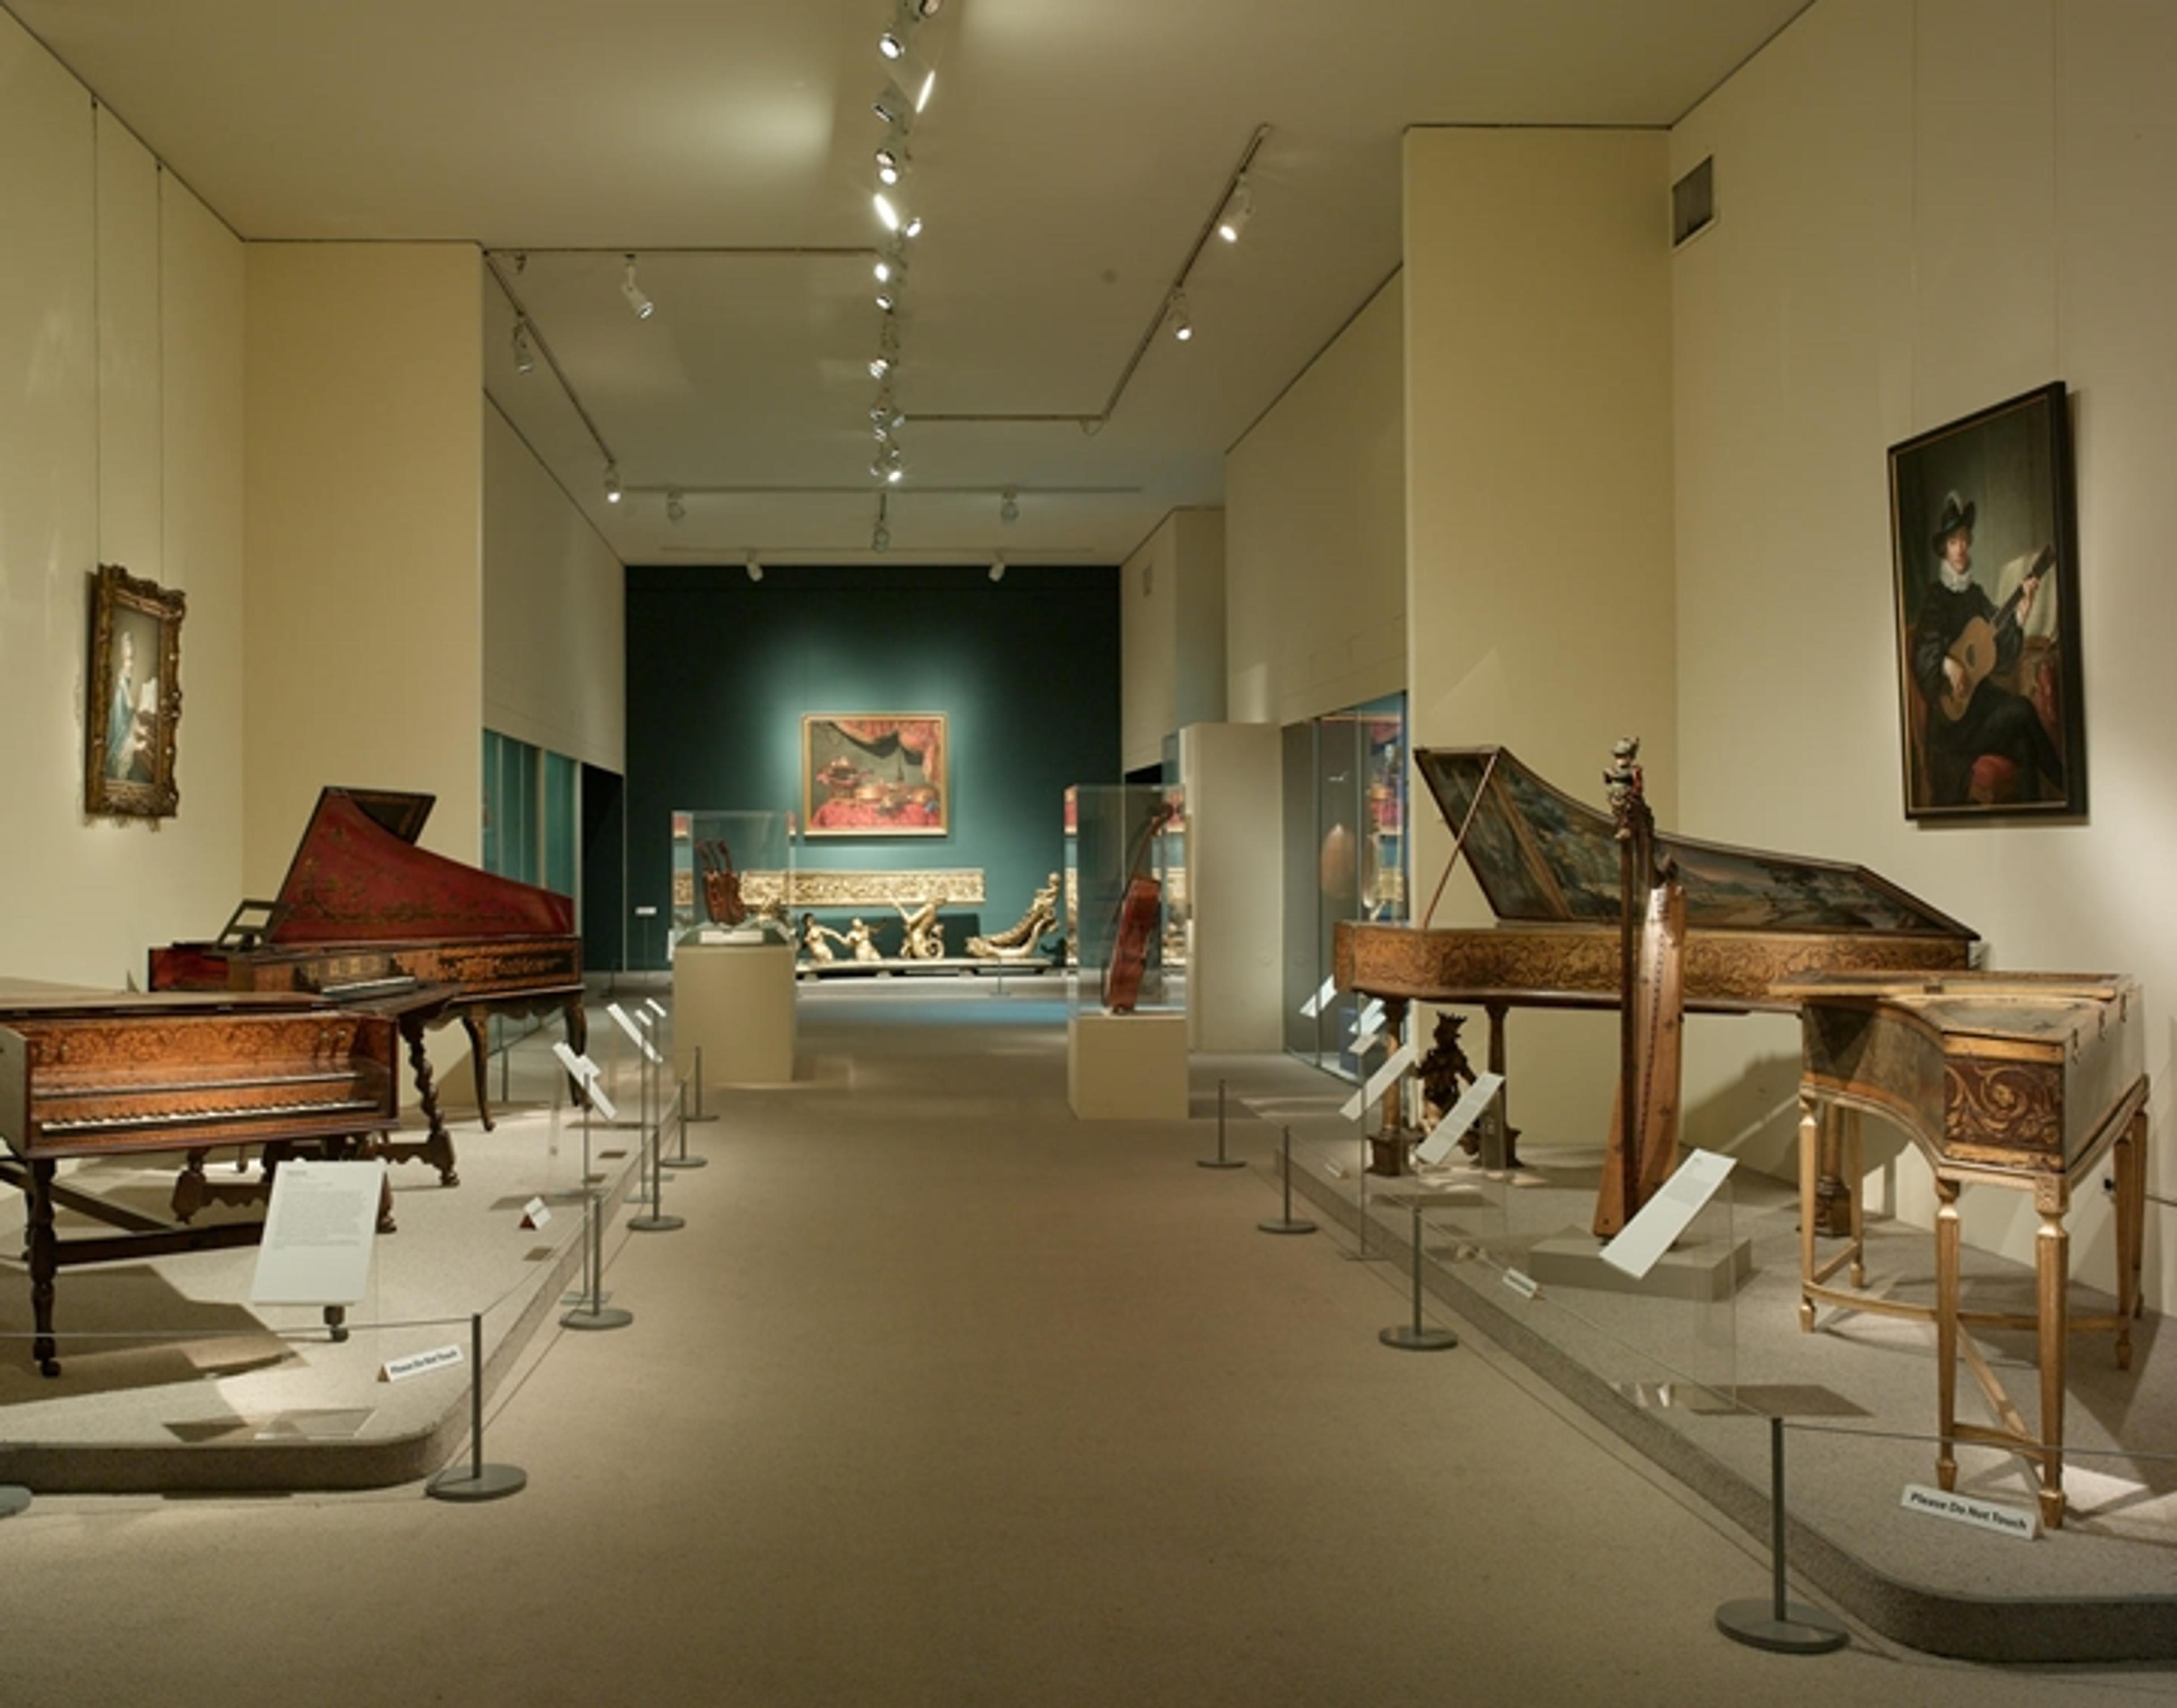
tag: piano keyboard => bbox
[39,1096,384,1137]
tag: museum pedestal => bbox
[1068,1011,1188,1120]
[673,939,797,1086]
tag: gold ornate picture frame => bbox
[801,714,948,837]
[86,562,185,819]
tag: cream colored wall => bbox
[1179,722,1284,1052]
[1120,507,1226,775]
[1226,273,1406,728]
[483,405,625,772]
[1403,127,1676,1143]
[244,243,485,888]
[1672,0,2177,1311]
[0,6,247,986]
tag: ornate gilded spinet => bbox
[1780,971,2148,1528]
[1334,747,1976,1194]
[0,989,401,1375]
[150,787,587,1184]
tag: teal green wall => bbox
[622,563,1120,967]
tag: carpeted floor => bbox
[2,982,2173,1707]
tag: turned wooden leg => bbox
[1797,1092,1820,1333]
[463,1011,495,1132]
[1846,1107,1866,1290]
[2115,1107,2146,1362]
[2036,1183,2069,1530]
[1934,1176,1961,1491]
[564,1000,591,1104]
[28,1161,59,1376]
[403,1016,460,1186]
[1484,1002,1514,1171]
[1814,1096,1852,1239]
[172,1150,210,1224]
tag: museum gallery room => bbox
[2,0,2176,1701]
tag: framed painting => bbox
[801,714,948,837]
[1888,382,2085,820]
[85,562,185,819]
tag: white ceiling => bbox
[10,0,1810,566]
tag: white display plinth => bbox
[673,940,797,1086]
[1068,1011,1188,1120]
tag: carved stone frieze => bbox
[740,868,986,909]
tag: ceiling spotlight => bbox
[870,391,906,431]
[1168,290,1193,341]
[873,521,891,552]
[746,553,764,583]
[603,462,622,504]
[872,192,922,240]
[1000,488,1019,525]
[621,256,654,320]
[989,556,1006,584]
[875,285,899,313]
[1216,177,1255,243]
[875,143,910,187]
[874,245,909,286]
[873,83,916,128]
[511,319,536,375]
[869,354,894,380]
[879,28,909,60]
[666,490,686,525]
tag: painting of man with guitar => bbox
[1889,383,2085,819]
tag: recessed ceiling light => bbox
[620,256,654,320]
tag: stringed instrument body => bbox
[1101,801,1176,1015]
[1936,548,2053,723]
[696,840,747,926]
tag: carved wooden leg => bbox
[28,1160,60,1377]
[564,1000,591,1105]
[1934,1176,1961,1491]
[463,1010,495,1132]
[323,1304,349,1344]
[1797,1092,1820,1333]
[1366,1000,1411,1177]
[402,1015,460,1187]
[1484,1001,1513,1171]
[2036,1183,2069,1530]
[2115,1107,2146,1363]
[172,1150,210,1224]
[1814,1096,1853,1239]
[1846,1107,1866,1290]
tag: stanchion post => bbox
[426,1312,527,1502]
[562,1088,632,1330]
[1259,1126,1317,1235]
[629,1071,685,1234]
[1715,1417,1849,1654]
[683,1042,720,1128]
[1379,1198,1458,1350]
[1200,1075,1244,1170]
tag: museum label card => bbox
[553,1041,601,1084]
[1900,1484,2039,1541]
[585,1080,620,1122]
[1298,977,1338,1019]
[249,1159,386,1306]
[1339,1040,1418,1122]
[607,1002,664,1065]
[643,998,667,1019]
[520,1196,551,1230]
[1416,1071,1507,1165]
[1599,1149,1736,1281]
[380,1344,463,1384]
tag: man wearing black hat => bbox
[1908,491,2064,806]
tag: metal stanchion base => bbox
[1379,1324,1459,1351]
[1715,1601,1849,1654]
[628,1213,685,1232]
[0,1486,30,1518]
[1257,1216,1318,1235]
[560,1287,613,1306]
[662,1154,709,1169]
[682,1113,721,1126]
[561,1304,633,1330]
[1197,1156,1246,1171]
[427,1464,528,1503]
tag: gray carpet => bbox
[1,982,2172,1706]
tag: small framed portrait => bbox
[1888,383,2085,820]
[801,714,948,837]
[85,562,185,819]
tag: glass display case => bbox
[1068,783,1186,1017]
[1283,692,1408,1076]
[670,810,794,948]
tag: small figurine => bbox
[894,893,948,960]
[843,918,882,963]
[967,874,1060,961]
[1603,735,1644,830]
[801,912,837,964]
[1416,1012,1520,1167]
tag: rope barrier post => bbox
[426,1312,527,1502]
[1716,1417,1849,1654]
[629,1076,686,1234]
[664,1069,708,1167]
[1379,1197,1458,1351]
[1199,1076,1244,1170]
[684,1043,720,1126]
[1259,1125,1316,1235]
[562,1086,632,1331]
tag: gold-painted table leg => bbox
[1845,1107,1866,1289]
[2035,1186,2069,1531]
[2115,1105,2147,1367]
[1797,1092,1820,1333]
[1935,1176,1961,1492]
